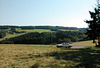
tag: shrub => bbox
[0,40,14,44]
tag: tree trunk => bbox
[98,42,100,46]
[96,37,100,47]
[98,35,100,46]
[98,39,100,46]
[93,40,97,46]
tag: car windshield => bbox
[61,43,69,45]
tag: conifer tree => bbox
[85,0,100,47]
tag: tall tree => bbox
[85,0,100,47]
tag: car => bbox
[56,43,72,48]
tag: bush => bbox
[51,28,58,31]
[0,32,6,38]
[0,41,14,44]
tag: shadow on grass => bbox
[20,47,100,68]
[45,48,100,68]
[20,54,42,59]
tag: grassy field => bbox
[18,29,52,33]
[72,40,95,46]
[0,41,100,68]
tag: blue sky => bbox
[0,0,96,28]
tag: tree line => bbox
[0,25,87,32]
[0,31,87,44]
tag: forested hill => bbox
[0,25,87,32]
[0,31,87,44]
[0,25,88,44]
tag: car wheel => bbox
[68,46,71,48]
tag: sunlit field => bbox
[72,40,95,46]
[18,29,52,33]
[0,41,100,68]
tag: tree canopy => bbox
[0,31,86,44]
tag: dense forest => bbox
[0,31,87,44]
[0,25,88,44]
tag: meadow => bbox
[0,40,100,68]
[18,29,52,33]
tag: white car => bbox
[56,43,72,48]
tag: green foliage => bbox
[10,28,16,31]
[85,9,99,40]
[50,28,58,31]
[0,32,6,38]
[0,26,9,29]
[63,38,71,43]
[85,3,100,46]
[21,26,35,29]
[0,41,14,44]
[0,25,87,32]
[0,31,86,44]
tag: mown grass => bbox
[72,40,95,46]
[0,41,100,68]
[18,29,53,33]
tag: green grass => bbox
[0,41,100,68]
[72,40,95,46]
[18,29,53,33]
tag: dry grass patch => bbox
[0,44,67,68]
[0,43,100,68]
[72,40,95,46]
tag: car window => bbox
[62,43,64,45]
[65,43,69,45]
[61,43,70,45]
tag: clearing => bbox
[18,29,52,33]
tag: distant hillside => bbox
[0,31,87,44]
[0,25,88,32]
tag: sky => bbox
[0,0,97,28]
